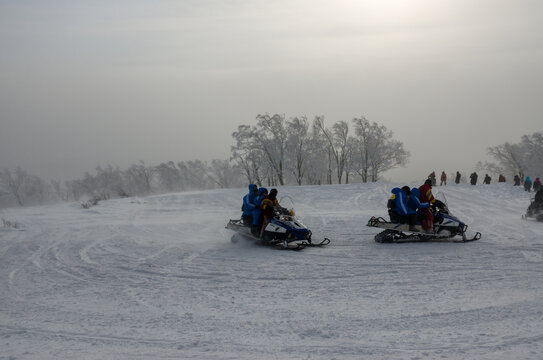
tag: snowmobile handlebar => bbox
[433,199,446,209]
[274,206,292,216]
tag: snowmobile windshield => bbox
[279,195,296,215]
[434,192,448,207]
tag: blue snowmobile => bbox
[226,197,330,250]
[367,193,482,243]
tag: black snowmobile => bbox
[226,197,330,250]
[367,193,482,243]
[522,194,543,222]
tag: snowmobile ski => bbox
[307,237,331,247]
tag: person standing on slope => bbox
[428,171,437,186]
[440,171,447,186]
[533,177,542,192]
[470,172,478,185]
[524,176,533,192]
[455,171,461,184]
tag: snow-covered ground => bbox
[1,183,542,359]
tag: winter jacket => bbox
[524,176,532,191]
[534,178,542,192]
[470,172,478,185]
[408,188,430,214]
[252,188,268,226]
[242,184,258,217]
[389,188,409,216]
[455,172,461,184]
[418,183,436,204]
[261,194,279,218]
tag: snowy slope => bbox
[1,183,542,359]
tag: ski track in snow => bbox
[0,183,542,359]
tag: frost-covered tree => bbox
[0,167,26,206]
[24,174,50,205]
[304,122,329,185]
[351,116,409,182]
[178,160,212,190]
[51,180,69,202]
[522,132,543,177]
[206,159,243,189]
[231,124,266,186]
[94,165,125,199]
[231,115,289,186]
[479,142,525,180]
[154,161,182,193]
[351,117,372,183]
[480,132,543,180]
[314,117,352,184]
[0,167,52,206]
[285,116,311,185]
[125,161,155,196]
[254,114,289,185]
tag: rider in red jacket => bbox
[418,179,445,232]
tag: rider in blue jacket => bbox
[408,188,430,212]
[388,187,410,222]
[251,187,268,235]
[389,186,429,232]
[242,184,258,226]
[408,187,431,232]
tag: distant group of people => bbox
[429,171,541,190]
[241,184,280,237]
[517,176,542,192]
[387,179,446,233]
[429,170,483,186]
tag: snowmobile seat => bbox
[388,210,408,224]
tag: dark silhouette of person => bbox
[470,172,478,185]
[455,171,461,184]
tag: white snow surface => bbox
[1,183,542,360]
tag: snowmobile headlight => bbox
[280,215,293,222]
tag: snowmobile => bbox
[522,198,543,222]
[367,193,482,243]
[226,197,330,250]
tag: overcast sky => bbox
[1,0,542,182]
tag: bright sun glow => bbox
[342,0,426,25]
